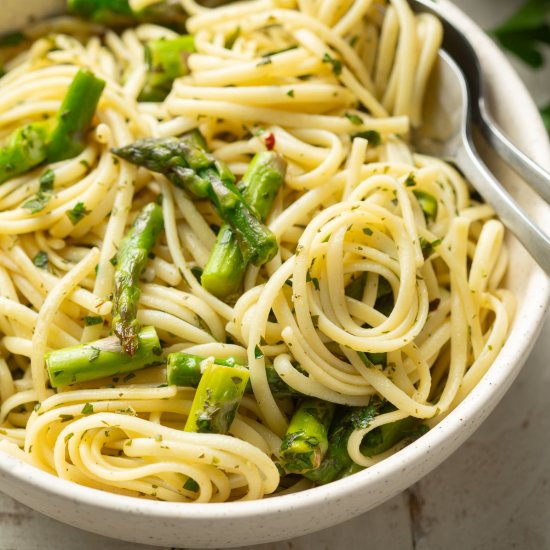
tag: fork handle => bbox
[476,99,550,204]
[456,138,550,276]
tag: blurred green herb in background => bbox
[491,0,550,133]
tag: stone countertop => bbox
[1,0,549,549]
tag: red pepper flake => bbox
[264,132,275,150]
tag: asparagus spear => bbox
[139,36,195,102]
[279,398,336,474]
[68,0,187,27]
[360,415,428,457]
[0,68,104,185]
[306,401,428,484]
[201,151,286,298]
[46,68,106,162]
[112,132,278,266]
[112,202,164,356]
[46,326,162,388]
[0,123,50,185]
[305,400,382,485]
[335,462,363,479]
[412,189,438,223]
[334,415,429,480]
[166,351,298,398]
[184,362,249,434]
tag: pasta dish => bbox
[0,0,514,502]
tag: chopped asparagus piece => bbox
[139,35,195,102]
[112,202,164,356]
[305,401,382,484]
[279,398,335,474]
[0,123,49,184]
[0,68,104,185]
[68,0,186,27]
[184,362,249,434]
[202,151,286,298]
[112,132,278,266]
[166,352,298,398]
[46,326,162,388]
[413,189,438,222]
[46,68,106,162]
[360,415,428,457]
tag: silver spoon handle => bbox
[476,99,550,204]
[456,138,550,276]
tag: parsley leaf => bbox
[81,403,94,415]
[351,130,382,146]
[21,169,56,214]
[32,250,48,269]
[39,169,55,192]
[66,202,90,225]
[345,112,363,125]
[322,53,343,76]
[491,0,550,68]
[84,315,103,326]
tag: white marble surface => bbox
[1,1,549,549]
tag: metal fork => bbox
[410,0,550,204]
[412,50,550,274]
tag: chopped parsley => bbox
[322,52,342,76]
[32,250,49,269]
[66,202,90,225]
[84,315,103,326]
[22,169,56,214]
[345,112,363,125]
[351,130,382,146]
[419,237,442,259]
[81,403,94,415]
[405,173,416,187]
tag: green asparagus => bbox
[0,68,104,185]
[166,351,298,398]
[67,0,187,27]
[413,189,438,223]
[112,132,278,266]
[184,362,249,434]
[360,414,428,457]
[201,151,286,298]
[46,325,162,387]
[304,400,428,484]
[46,69,106,162]
[279,398,336,474]
[305,400,382,485]
[139,36,195,102]
[112,202,164,356]
[0,123,50,185]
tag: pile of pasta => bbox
[0,0,514,502]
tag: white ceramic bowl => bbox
[0,1,549,547]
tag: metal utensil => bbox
[412,49,550,274]
[410,0,550,204]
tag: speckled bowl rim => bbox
[0,0,549,539]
